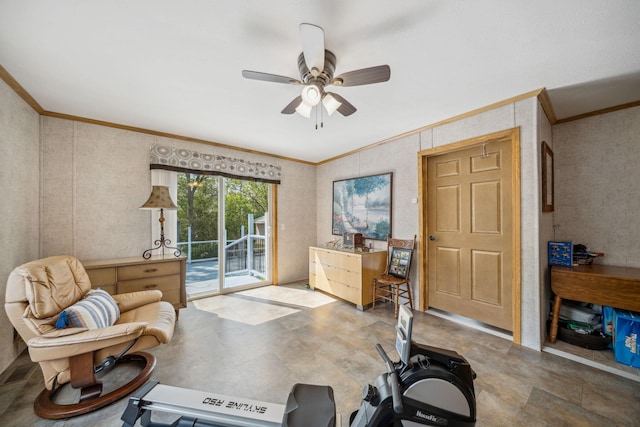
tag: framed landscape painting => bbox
[332,172,392,240]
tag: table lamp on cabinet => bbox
[140,185,182,259]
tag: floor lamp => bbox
[140,185,182,259]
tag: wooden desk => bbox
[550,264,640,343]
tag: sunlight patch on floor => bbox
[236,285,337,308]
[192,295,299,325]
[191,286,337,325]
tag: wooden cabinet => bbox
[309,246,387,310]
[82,256,187,316]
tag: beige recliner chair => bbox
[5,255,176,419]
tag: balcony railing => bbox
[177,234,266,279]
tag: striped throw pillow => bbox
[56,289,120,329]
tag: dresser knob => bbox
[144,284,158,289]
[144,268,158,273]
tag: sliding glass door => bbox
[177,173,271,299]
[222,179,269,291]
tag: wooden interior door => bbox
[427,136,514,331]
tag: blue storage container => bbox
[613,309,640,368]
[602,306,614,336]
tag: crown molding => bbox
[553,99,640,124]
[317,88,546,165]
[3,63,638,166]
[0,64,45,114]
[537,88,557,125]
[41,110,316,166]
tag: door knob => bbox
[429,235,438,241]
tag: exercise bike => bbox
[121,305,476,427]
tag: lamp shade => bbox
[140,185,178,210]
[301,84,321,106]
[295,101,313,118]
[322,93,342,116]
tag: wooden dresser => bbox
[309,246,387,310]
[82,255,187,317]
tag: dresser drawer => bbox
[86,267,117,294]
[87,267,116,286]
[160,289,181,306]
[117,261,181,281]
[309,246,386,310]
[342,254,362,272]
[82,256,186,316]
[117,274,181,295]
[323,264,361,284]
[92,283,116,295]
[326,279,360,305]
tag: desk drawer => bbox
[117,274,180,296]
[117,262,181,280]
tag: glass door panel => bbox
[178,174,271,299]
[222,179,270,292]
[178,174,220,298]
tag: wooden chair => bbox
[372,235,416,318]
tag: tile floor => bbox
[1,284,639,426]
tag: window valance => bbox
[149,144,282,184]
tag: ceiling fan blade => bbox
[332,65,391,87]
[242,70,301,85]
[281,96,303,114]
[300,23,325,74]
[326,92,357,116]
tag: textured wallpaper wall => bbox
[4,82,635,373]
[553,106,640,268]
[0,79,40,374]
[317,96,548,350]
[39,118,317,283]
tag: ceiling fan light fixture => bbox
[322,93,342,116]
[242,24,389,119]
[295,101,313,118]
[301,84,321,106]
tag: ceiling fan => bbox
[242,23,391,119]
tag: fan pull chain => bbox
[312,105,325,130]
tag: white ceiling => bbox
[1,1,639,163]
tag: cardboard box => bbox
[613,309,640,368]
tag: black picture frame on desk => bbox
[332,172,392,240]
[541,141,554,212]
